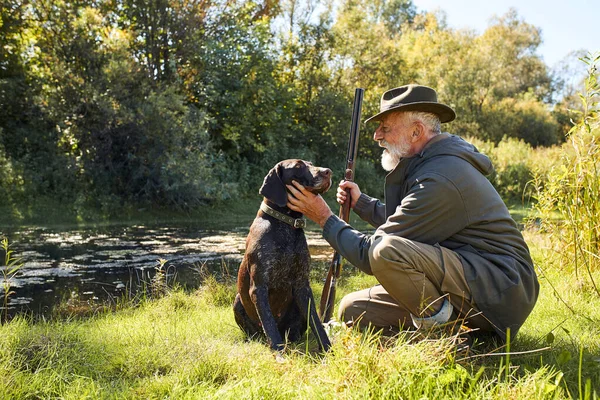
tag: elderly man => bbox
[287,84,539,341]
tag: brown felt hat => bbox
[365,84,456,123]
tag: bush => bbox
[466,136,563,203]
[481,95,561,147]
[467,136,532,202]
[492,138,534,202]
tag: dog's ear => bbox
[259,164,288,207]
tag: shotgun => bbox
[319,87,364,323]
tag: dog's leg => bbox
[233,293,262,338]
[250,285,285,351]
[294,284,332,352]
[278,303,304,343]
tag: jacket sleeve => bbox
[322,173,468,273]
[375,173,468,245]
[353,193,387,228]
[323,215,374,275]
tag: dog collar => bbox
[260,202,306,229]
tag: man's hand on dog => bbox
[287,181,334,228]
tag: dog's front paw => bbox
[274,351,286,363]
[323,318,347,337]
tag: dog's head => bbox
[259,159,332,207]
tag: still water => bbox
[1,222,333,319]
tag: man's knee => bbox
[337,291,365,323]
[337,286,412,331]
[369,235,413,276]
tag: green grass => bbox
[1,242,599,399]
[1,200,599,399]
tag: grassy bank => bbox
[1,229,599,399]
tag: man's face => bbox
[373,112,413,171]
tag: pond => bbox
[0,222,334,320]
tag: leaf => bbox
[472,366,485,383]
[585,378,592,399]
[546,332,555,345]
[557,350,572,365]
[543,383,557,394]
[554,371,564,386]
[8,266,21,275]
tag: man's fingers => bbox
[286,188,301,211]
[286,184,308,211]
[288,181,312,198]
[291,180,309,194]
[339,180,353,189]
[336,190,347,204]
[286,183,301,198]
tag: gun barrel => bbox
[346,88,364,165]
[320,88,364,323]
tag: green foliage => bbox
[1,237,22,323]
[0,0,239,211]
[533,52,600,297]
[0,0,575,214]
[197,274,237,308]
[396,10,557,147]
[490,138,535,202]
[482,94,561,146]
[466,136,563,204]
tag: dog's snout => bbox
[320,168,332,178]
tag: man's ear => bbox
[259,164,288,207]
[411,121,425,142]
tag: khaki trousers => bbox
[338,235,494,333]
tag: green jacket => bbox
[323,133,539,340]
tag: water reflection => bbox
[0,224,333,319]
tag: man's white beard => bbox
[380,139,411,171]
[381,150,398,171]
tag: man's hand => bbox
[336,180,361,209]
[287,181,334,228]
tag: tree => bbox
[396,9,558,146]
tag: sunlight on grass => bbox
[1,196,598,398]
[1,249,598,399]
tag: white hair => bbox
[404,111,441,134]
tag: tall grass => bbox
[533,52,600,297]
[1,242,599,399]
[1,237,22,323]
[2,276,596,399]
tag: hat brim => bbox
[364,102,456,124]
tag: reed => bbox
[532,52,600,298]
[1,238,22,323]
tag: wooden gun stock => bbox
[319,88,364,323]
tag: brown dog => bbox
[233,159,332,352]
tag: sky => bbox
[412,0,599,68]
